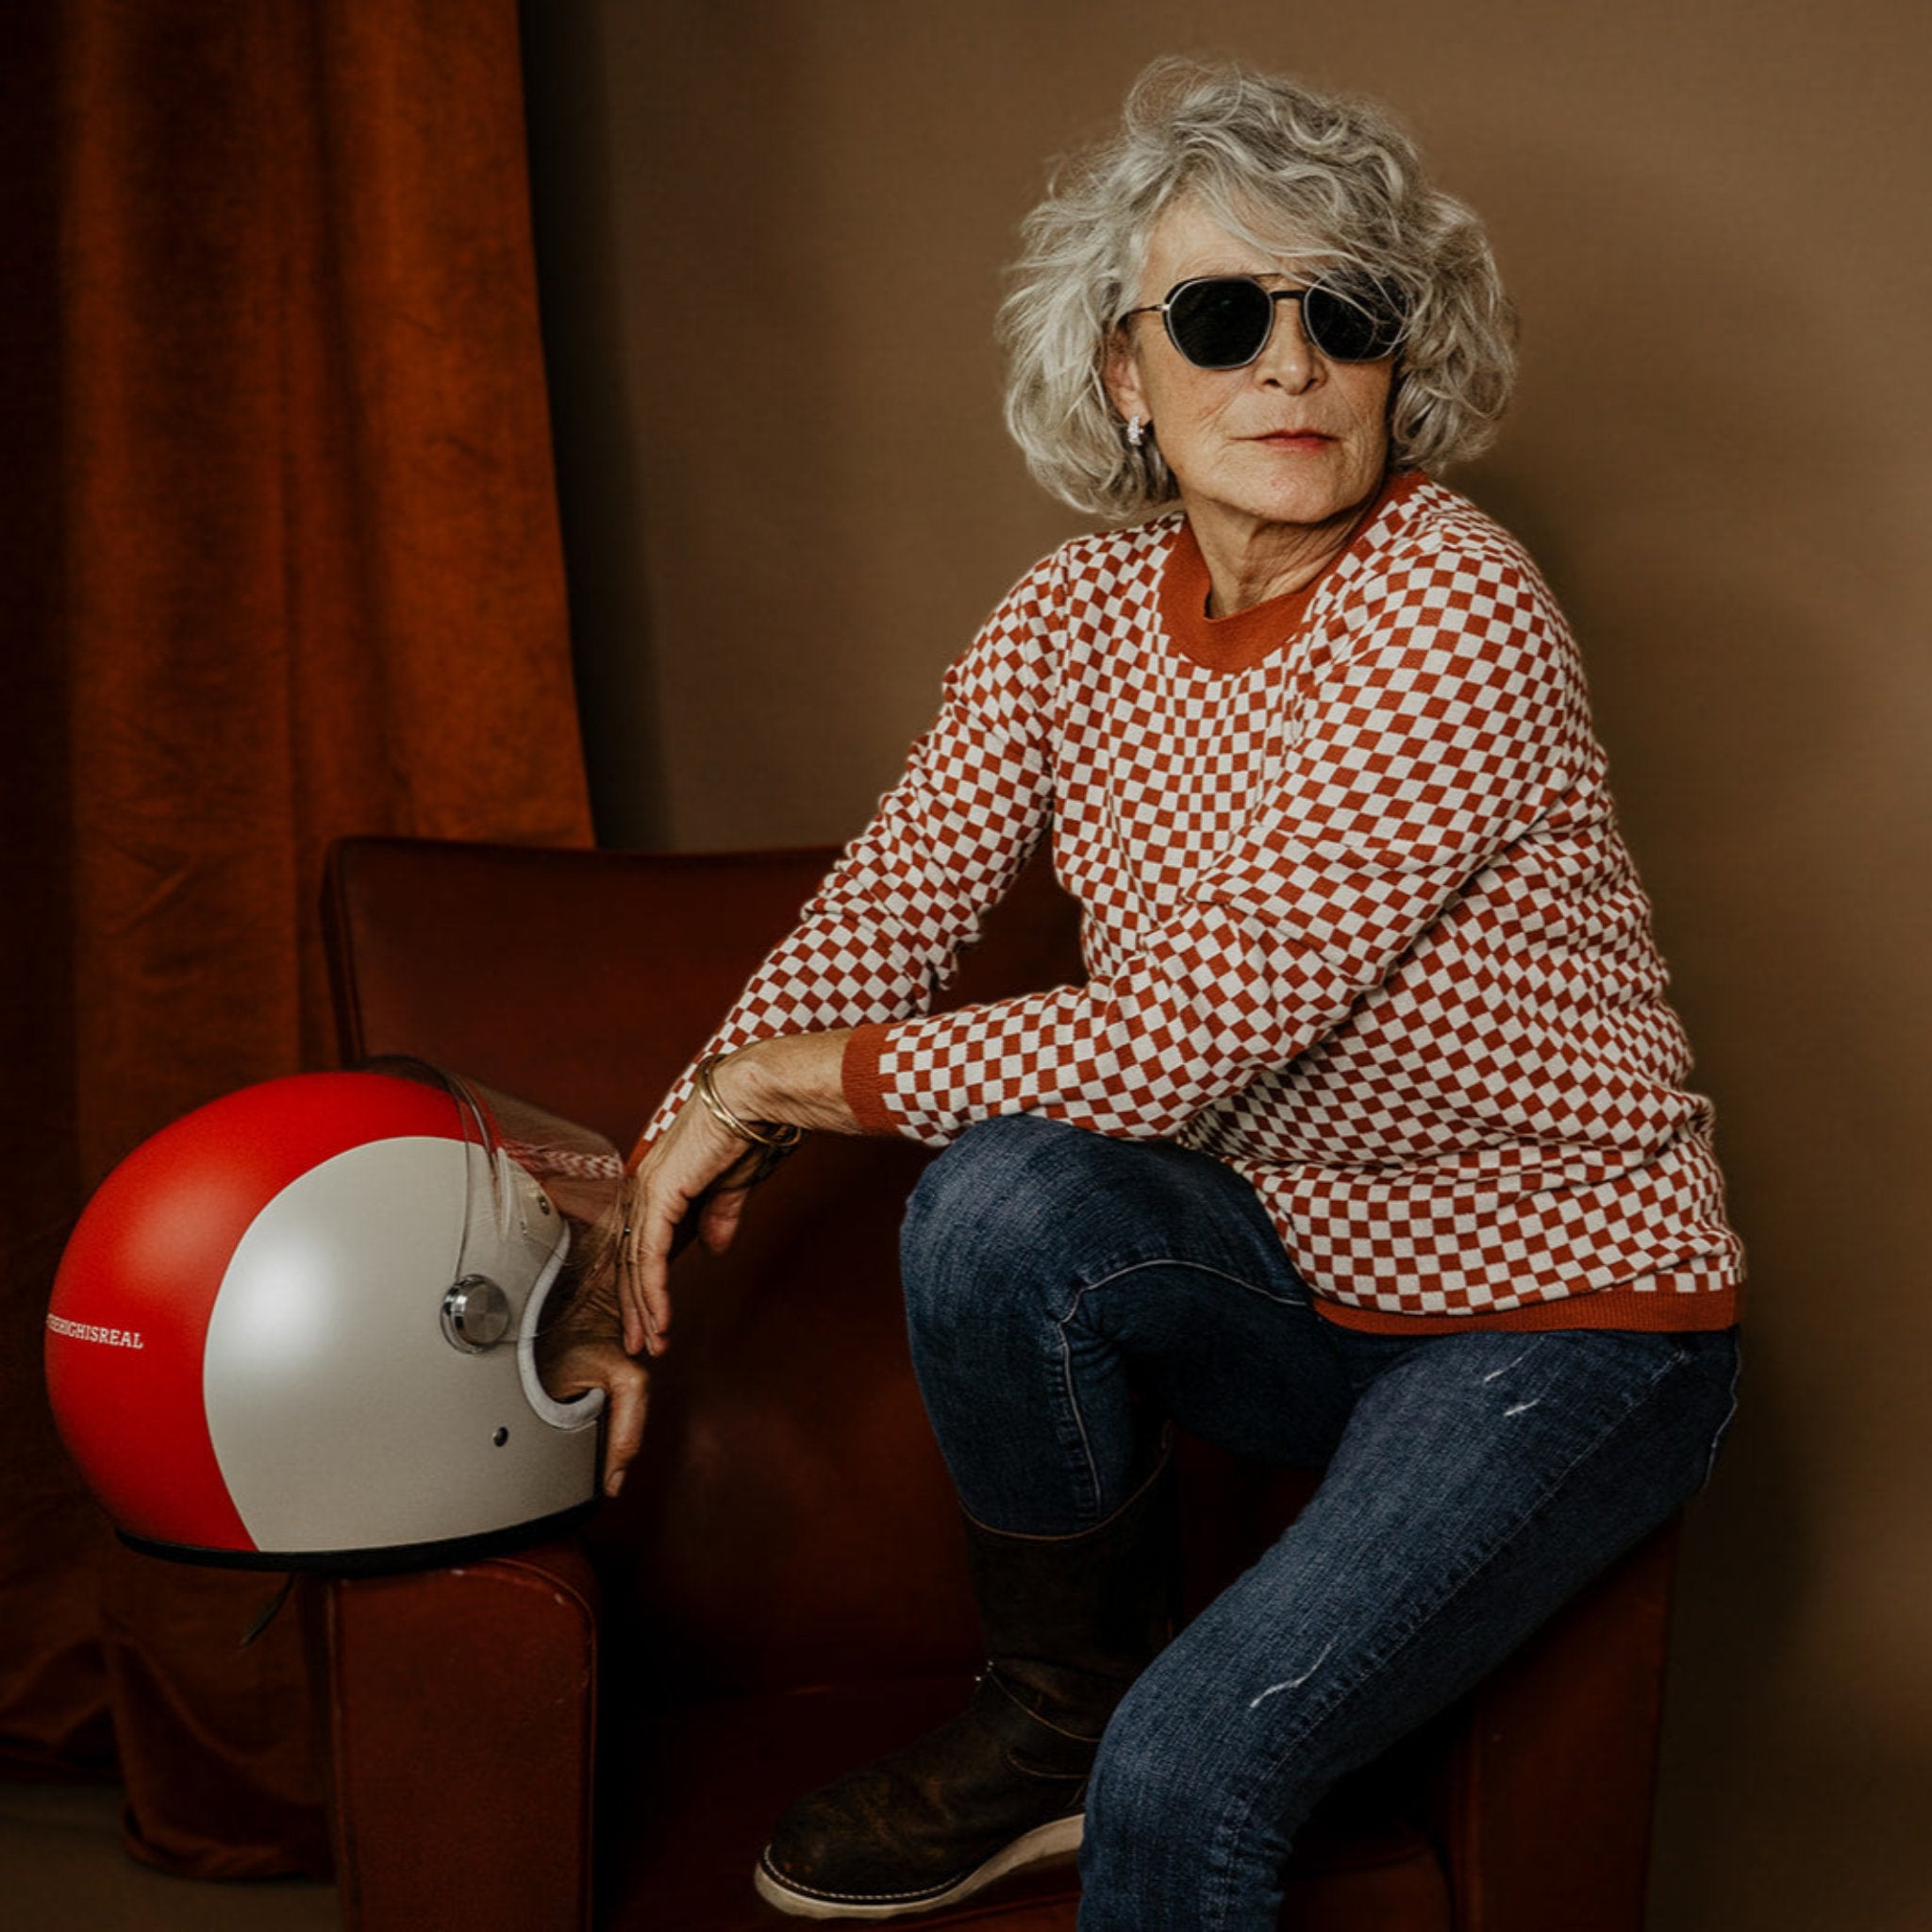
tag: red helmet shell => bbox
[46,1070,601,1566]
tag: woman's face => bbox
[1106,201,1394,550]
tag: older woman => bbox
[556,55,1742,1930]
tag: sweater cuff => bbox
[841,1024,902,1135]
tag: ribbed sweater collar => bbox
[1158,469,1427,673]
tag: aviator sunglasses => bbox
[1121,274,1407,370]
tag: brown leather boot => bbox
[754,1454,1180,1919]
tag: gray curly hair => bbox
[1000,57,1516,519]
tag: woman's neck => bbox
[1188,487,1384,617]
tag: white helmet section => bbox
[203,1128,601,1558]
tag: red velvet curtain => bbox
[0,0,592,1876]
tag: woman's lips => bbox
[1253,430,1334,449]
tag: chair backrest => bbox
[322,836,1087,1698]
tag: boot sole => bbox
[753,1812,1084,1920]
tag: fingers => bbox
[636,1221,675,1352]
[617,1182,708,1355]
[698,1183,750,1256]
[617,1206,672,1358]
[599,1357,649,1498]
[535,1335,650,1500]
[616,1108,778,1353]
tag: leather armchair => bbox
[316,835,1679,1932]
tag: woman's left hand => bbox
[537,1329,652,1497]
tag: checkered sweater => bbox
[655,473,1741,1332]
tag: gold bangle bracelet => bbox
[693,1054,807,1151]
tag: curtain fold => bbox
[1,0,593,1876]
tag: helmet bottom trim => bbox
[116,1499,598,1575]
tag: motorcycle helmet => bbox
[45,1061,621,1571]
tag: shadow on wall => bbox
[520,0,669,847]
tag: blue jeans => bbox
[900,1114,1740,1931]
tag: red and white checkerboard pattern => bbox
[646,479,1741,1324]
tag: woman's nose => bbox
[1255,295,1320,391]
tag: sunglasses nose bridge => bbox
[1251,288,1319,383]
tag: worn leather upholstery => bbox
[317,835,1677,1932]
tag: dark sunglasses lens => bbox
[1303,281,1405,362]
[1166,279,1273,369]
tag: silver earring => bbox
[1125,415,1146,448]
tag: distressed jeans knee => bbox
[900,1114,1074,1358]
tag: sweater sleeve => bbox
[628,560,1059,1157]
[851,535,1590,1146]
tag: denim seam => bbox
[1195,1342,1692,1930]
[1061,1257,1308,1316]
[1053,1259,1309,1516]
[1050,1327,1105,1525]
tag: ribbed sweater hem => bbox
[1313,1277,1740,1336]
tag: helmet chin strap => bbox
[516,1224,607,1430]
[239,1573,297,1648]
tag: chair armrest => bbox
[322,1541,599,1932]
[1428,1518,1680,1932]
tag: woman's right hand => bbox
[614,1097,770,1358]
[617,1032,855,1356]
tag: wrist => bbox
[697,1049,804,1150]
[709,1042,778,1124]
[710,1030,860,1138]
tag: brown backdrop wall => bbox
[524,2,1932,1926]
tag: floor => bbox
[0,1782,340,1932]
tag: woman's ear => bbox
[1104,325,1148,429]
